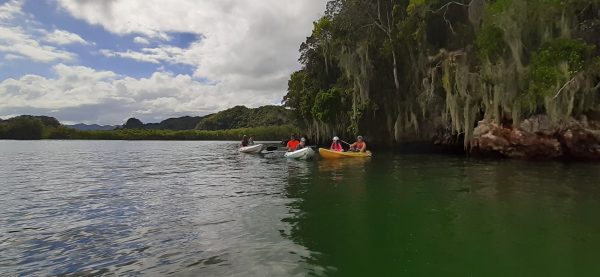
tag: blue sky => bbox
[4,0,198,79]
[0,0,325,124]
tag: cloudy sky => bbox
[0,0,325,124]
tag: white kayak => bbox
[239,144,264,154]
[284,147,315,160]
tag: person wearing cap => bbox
[295,137,307,150]
[286,134,300,151]
[330,136,343,152]
[349,135,367,152]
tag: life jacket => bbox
[330,142,343,151]
[287,140,299,150]
[355,141,365,150]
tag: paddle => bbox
[340,140,352,146]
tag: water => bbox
[1,141,600,276]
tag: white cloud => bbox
[99,46,189,65]
[4,53,24,60]
[0,0,77,62]
[56,0,326,110]
[44,29,88,45]
[0,26,76,62]
[133,36,150,45]
[1,0,326,123]
[0,0,23,21]
[0,64,287,124]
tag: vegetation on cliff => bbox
[283,0,600,146]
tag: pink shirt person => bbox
[330,136,343,152]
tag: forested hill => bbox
[121,105,294,130]
[284,0,600,149]
[195,105,293,130]
[0,105,296,140]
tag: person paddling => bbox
[241,135,249,147]
[330,136,343,152]
[349,135,367,152]
[286,134,300,151]
[295,138,307,150]
[248,135,255,145]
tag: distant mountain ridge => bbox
[122,105,294,130]
[67,123,117,131]
[1,105,296,139]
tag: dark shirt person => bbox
[241,135,249,147]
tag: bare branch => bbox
[429,0,472,34]
[432,1,471,13]
[553,75,577,99]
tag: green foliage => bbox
[487,0,512,14]
[52,125,297,141]
[526,39,594,99]
[0,117,44,139]
[407,0,428,15]
[476,25,506,60]
[312,87,346,122]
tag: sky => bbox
[0,0,325,124]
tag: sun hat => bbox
[333,136,339,141]
[357,135,363,140]
[301,137,306,142]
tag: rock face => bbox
[470,115,600,160]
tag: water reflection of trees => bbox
[279,155,600,275]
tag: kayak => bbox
[239,144,264,154]
[284,147,315,160]
[318,148,372,159]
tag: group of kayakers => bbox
[329,135,367,152]
[242,134,367,153]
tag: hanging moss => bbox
[284,0,600,146]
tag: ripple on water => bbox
[0,141,311,276]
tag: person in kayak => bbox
[349,136,367,152]
[248,135,255,145]
[241,135,249,147]
[330,136,343,152]
[295,137,307,150]
[286,134,300,151]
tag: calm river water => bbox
[1,140,600,276]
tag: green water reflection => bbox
[284,155,600,276]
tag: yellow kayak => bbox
[318,148,372,159]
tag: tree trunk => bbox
[391,47,400,93]
[322,47,329,75]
